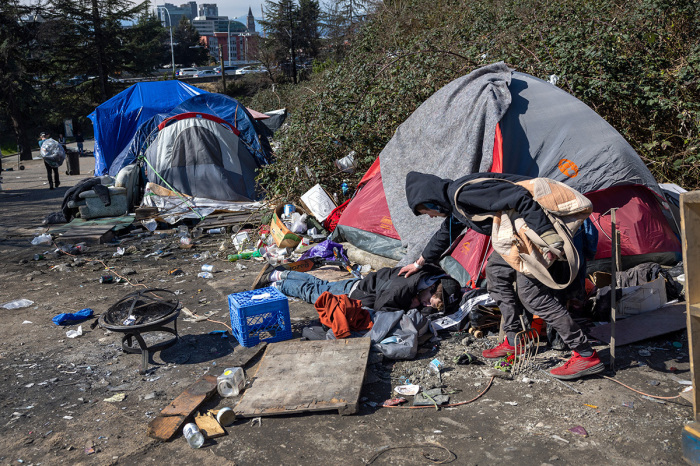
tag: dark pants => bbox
[485,252,590,353]
[44,162,59,188]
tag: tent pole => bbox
[610,208,619,373]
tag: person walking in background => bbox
[39,132,63,190]
[57,133,66,151]
[74,131,84,155]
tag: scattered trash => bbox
[183,422,204,449]
[568,426,588,437]
[642,395,666,404]
[100,275,114,284]
[250,417,262,427]
[31,234,52,246]
[112,247,125,257]
[52,308,93,325]
[197,272,213,279]
[22,320,33,325]
[217,367,245,397]
[622,401,634,409]
[216,408,236,426]
[382,398,407,407]
[414,389,449,407]
[201,264,215,273]
[427,358,443,376]
[673,342,683,348]
[394,384,421,396]
[638,349,651,357]
[66,326,83,338]
[648,380,660,386]
[454,352,482,365]
[169,268,184,276]
[33,254,44,261]
[103,393,126,403]
[504,401,518,406]
[583,404,598,409]
[84,440,95,455]
[551,435,569,444]
[63,415,74,420]
[3,299,35,310]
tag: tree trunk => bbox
[91,0,108,101]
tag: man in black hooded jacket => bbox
[399,171,604,380]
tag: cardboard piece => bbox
[270,204,306,248]
[619,276,667,316]
[300,184,337,222]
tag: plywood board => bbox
[234,338,371,417]
[59,224,115,244]
[588,302,686,346]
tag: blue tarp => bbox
[87,81,207,176]
[108,93,273,176]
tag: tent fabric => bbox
[108,93,272,176]
[88,81,206,176]
[335,62,679,285]
[145,116,260,202]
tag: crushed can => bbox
[99,275,114,284]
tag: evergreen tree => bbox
[0,0,48,160]
[125,12,168,75]
[172,16,208,67]
[297,0,320,61]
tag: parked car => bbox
[177,68,198,76]
[214,66,238,76]
[193,69,217,78]
[235,65,267,75]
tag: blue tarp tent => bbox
[87,81,207,175]
[108,93,273,176]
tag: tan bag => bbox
[453,178,592,289]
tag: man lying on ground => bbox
[258,264,462,314]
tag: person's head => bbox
[405,171,454,217]
[39,132,48,139]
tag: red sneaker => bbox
[482,340,518,359]
[549,351,605,380]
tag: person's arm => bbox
[399,216,459,277]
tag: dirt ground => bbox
[0,154,693,465]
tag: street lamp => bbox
[158,5,176,79]
[227,20,232,66]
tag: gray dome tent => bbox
[144,112,261,202]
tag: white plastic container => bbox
[183,422,204,448]
[217,367,245,397]
[201,264,214,272]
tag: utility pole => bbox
[219,46,226,92]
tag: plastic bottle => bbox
[2,299,35,310]
[427,358,443,376]
[197,272,213,279]
[182,423,204,449]
[31,234,52,246]
[207,228,224,235]
[227,249,262,262]
[217,367,246,397]
[201,264,214,272]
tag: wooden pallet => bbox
[234,338,371,417]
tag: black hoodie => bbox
[405,171,553,264]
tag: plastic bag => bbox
[39,138,66,167]
[66,325,83,338]
[299,240,348,262]
[290,213,308,234]
[2,299,35,310]
[31,234,52,246]
[52,308,94,325]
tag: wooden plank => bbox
[234,338,371,418]
[160,375,218,416]
[681,192,700,421]
[146,415,186,441]
[223,342,267,368]
[588,302,686,347]
[194,412,225,439]
[59,224,115,244]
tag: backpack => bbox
[453,177,592,289]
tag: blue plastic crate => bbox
[228,286,292,347]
